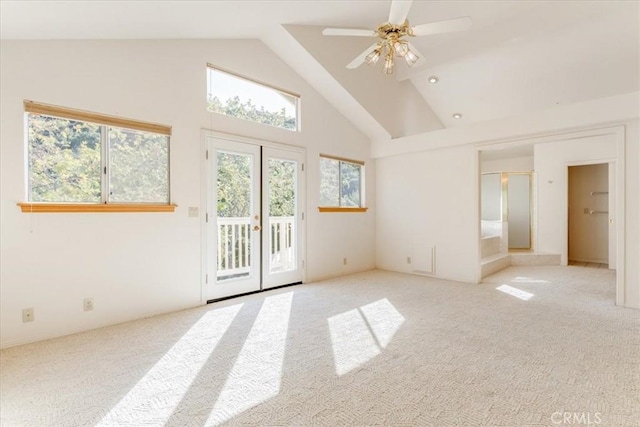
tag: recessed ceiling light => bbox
[427,75,439,84]
[452,113,462,119]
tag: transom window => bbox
[319,154,365,210]
[25,101,170,204]
[207,65,300,132]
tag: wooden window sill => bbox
[17,203,177,213]
[318,207,368,213]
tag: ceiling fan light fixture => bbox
[394,41,409,57]
[365,47,382,65]
[383,54,395,74]
[324,0,472,75]
[404,49,419,66]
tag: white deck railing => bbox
[217,216,295,279]
[269,216,295,273]
[217,217,252,279]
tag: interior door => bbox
[205,136,304,301]
[207,138,261,300]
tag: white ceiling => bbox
[2,0,638,140]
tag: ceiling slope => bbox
[284,24,444,139]
[407,1,640,129]
[1,1,638,144]
[262,25,391,144]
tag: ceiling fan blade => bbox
[346,43,380,69]
[322,28,376,37]
[412,16,472,36]
[388,0,413,25]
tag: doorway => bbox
[204,135,304,301]
[568,163,610,267]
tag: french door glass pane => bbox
[268,158,296,273]
[217,151,253,281]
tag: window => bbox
[319,154,366,212]
[206,64,299,131]
[24,101,171,209]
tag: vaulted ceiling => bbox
[1,0,638,142]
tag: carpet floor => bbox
[1,266,638,427]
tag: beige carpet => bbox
[1,267,638,427]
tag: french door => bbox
[204,135,304,301]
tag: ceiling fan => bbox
[322,0,471,74]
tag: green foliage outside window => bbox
[108,128,169,203]
[28,115,102,202]
[206,66,298,132]
[320,157,363,208]
[27,114,169,203]
[216,154,296,218]
[269,159,295,217]
[207,96,296,131]
[216,152,252,218]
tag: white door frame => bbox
[200,130,306,303]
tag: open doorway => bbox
[479,145,537,278]
[478,127,624,306]
[568,163,612,268]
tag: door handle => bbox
[253,225,261,231]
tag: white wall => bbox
[376,146,479,283]
[481,155,533,173]
[533,124,640,309]
[375,118,639,309]
[0,39,376,348]
[625,121,640,308]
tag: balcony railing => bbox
[217,216,295,280]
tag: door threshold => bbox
[207,281,303,304]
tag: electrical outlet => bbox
[407,257,412,264]
[343,257,347,265]
[22,308,34,323]
[188,207,199,217]
[84,298,94,312]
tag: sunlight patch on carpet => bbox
[329,299,404,375]
[96,303,243,426]
[206,292,293,426]
[512,276,550,284]
[497,284,534,301]
[360,298,405,348]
